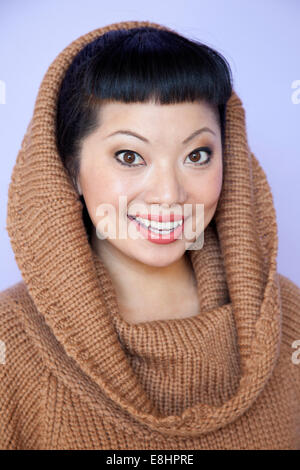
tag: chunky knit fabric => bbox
[1,20,300,450]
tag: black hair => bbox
[56,26,233,243]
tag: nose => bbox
[143,164,187,207]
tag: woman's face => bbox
[77,100,223,267]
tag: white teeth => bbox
[148,226,174,234]
[134,217,183,231]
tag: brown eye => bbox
[123,151,135,164]
[114,150,144,167]
[186,147,212,166]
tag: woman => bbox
[1,20,300,450]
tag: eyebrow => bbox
[105,127,216,144]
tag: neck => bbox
[91,228,198,323]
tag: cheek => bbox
[213,166,223,201]
[80,165,133,216]
[191,168,223,206]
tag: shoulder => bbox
[278,272,300,300]
[0,280,48,372]
[0,280,38,346]
[0,281,47,449]
[277,273,300,349]
[278,273,300,320]
[0,280,31,348]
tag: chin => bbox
[127,244,187,267]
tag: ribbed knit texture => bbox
[92,249,242,416]
[1,20,300,450]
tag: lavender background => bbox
[0,0,299,291]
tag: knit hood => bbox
[6,20,282,438]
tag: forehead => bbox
[97,100,219,128]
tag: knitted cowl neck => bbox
[6,20,281,438]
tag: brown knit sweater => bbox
[1,20,300,450]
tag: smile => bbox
[127,215,185,245]
[128,215,182,232]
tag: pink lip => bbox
[128,213,185,222]
[127,215,185,244]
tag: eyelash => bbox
[114,147,213,168]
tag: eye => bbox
[114,150,144,167]
[113,146,213,168]
[185,147,212,166]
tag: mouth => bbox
[127,214,184,236]
[128,213,185,223]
